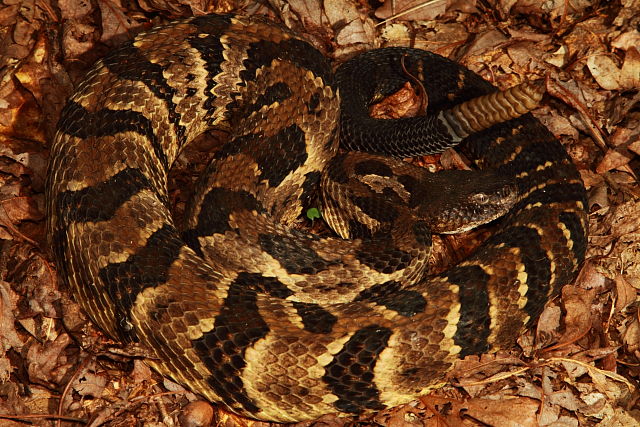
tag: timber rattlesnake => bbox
[46,14,588,422]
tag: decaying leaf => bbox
[0,0,638,425]
[587,48,640,91]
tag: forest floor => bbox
[1,0,639,425]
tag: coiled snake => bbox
[46,14,588,422]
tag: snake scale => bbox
[46,14,589,422]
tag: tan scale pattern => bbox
[46,14,589,422]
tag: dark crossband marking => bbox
[57,167,153,224]
[490,225,551,320]
[306,92,321,114]
[324,153,353,184]
[347,219,376,239]
[300,171,321,203]
[233,272,294,299]
[237,82,293,117]
[413,221,432,247]
[447,265,491,356]
[190,13,233,30]
[99,224,184,340]
[258,232,336,275]
[396,174,423,208]
[102,43,187,149]
[186,24,227,125]
[242,38,334,89]
[354,159,394,177]
[291,301,337,334]
[184,187,262,253]
[57,103,169,171]
[216,125,308,187]
[355,280,426,317]
[356,246,413,274]
[322,325,392,413]
[192,279,267,414]
[352,195,399,223]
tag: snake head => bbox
[415,168,519,234]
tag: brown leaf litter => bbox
[1,0,639,425]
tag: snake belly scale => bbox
[46,14,588,422]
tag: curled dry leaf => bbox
[536,303,562,347]
[612,30,640,51]
[556,285,597,346]
[449,352,526,397]
[459,396,540,427]
[587,48,640,91]
[375,0,449,22]
[606,199,640,238]
[596,147,635,174]
[614,274,636,313]
[1,197,42,224]
[26,332,73,387]
[73,363,109,399]
[563,361,633,419]
[509,0,593,19]
[324,0,376,48]
[620,313,640,357]
[0,280,24,381]
[98,0,142,45]
[369,82,424,119]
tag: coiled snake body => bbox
[46,14,588,422]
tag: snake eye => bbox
[472,193,490,204]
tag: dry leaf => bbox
[369,82,424,119]
[324,0,375,47]
[614,274,637,313]
[557,285,597,345]
[26,332,73,386]
[536,303,562,345]
[608,200,640,238]
[587,48,640,91]
[73,364,109,398]
[0,280,24,380]
[98,0,142,45]
[596,148,634,174]
[375,0,449,21]
[463,396,540,427]
[612,30,640,51]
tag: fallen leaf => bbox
[614,274,637,313]
[375,0,449,21]
[608,200,640,238]
[324,0,375,47]
[612,30,640,51]
[0,280,24,381]
[587,48,640,91]
[74,364,109,398]
[556,285,597,346]
[596,148,634,174]
[369,82,424,119]
[463,396,540,427]
[26,332,72,387]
